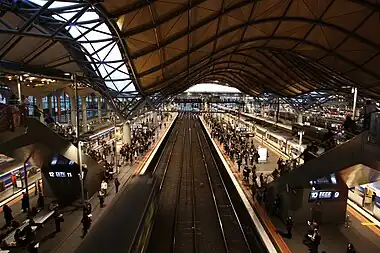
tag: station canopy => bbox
[99,0,380,99]
[1,0,380,115]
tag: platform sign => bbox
[308,190,340,202]
[257,147,267,163]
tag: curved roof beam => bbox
[139,36,380,84]
[131,16,380,59]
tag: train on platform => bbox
[217,105,330,144]
[87,126,115,141]
[221,111,308,159]
[0,164,39,190]
[254,125,307,159]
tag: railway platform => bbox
[202,114,380,253]
[0,113,177,253]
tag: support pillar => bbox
[82,96,87,132]
[70,95,77,127]
[48,96,52,116]
[56,94,61,122]
[123,122,131,145]
[97,96,102,122]
[106,102,111,118]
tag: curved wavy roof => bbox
[97,0,380,99]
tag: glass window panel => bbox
[97,43,116,61]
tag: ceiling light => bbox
[64,73,71,76]
[23,73,30,77]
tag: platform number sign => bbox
[49,172,73,178]
[309,190,340,201]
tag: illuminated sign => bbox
[48,172,73,178]
[309,190,340,201]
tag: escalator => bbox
[269,115,380,191]
[0,116,103,200]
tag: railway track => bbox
[148,113,258,253]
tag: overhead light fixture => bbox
[23,73,30,77]
[64,73,71,76]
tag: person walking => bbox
[3,204,13,227]
[81,212,92,237]
[114,178,120,193]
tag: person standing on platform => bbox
[81,212,92,237]
[347,243,356,253]
[84,202,92,216]
[101,180,108,195]
[98,190,105,208]
[308,228,321,253]
[114,178,120,193]
[285,216,293,239]
[11,174,17,192]
[21,192,29,213]
[3,204,13,227]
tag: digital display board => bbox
[309,190,340,202]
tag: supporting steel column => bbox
[73,74,86,207]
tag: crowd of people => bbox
[206,114,272,201]
[205,114,359,253]
[0,180,54,252]
[0,106,171,251]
